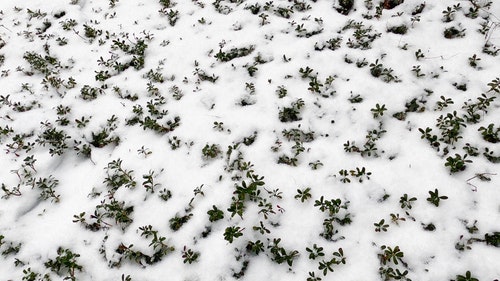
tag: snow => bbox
[0,0,499,280]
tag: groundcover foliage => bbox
[0,0,499,280]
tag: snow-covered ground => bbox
[0,0,499,280]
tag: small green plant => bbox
[36,125,70,156]
[371,103,387,118]
[276,85,287,98]
[95,199,134,229]
[23,51,61,76]
[213,121,225,132]
[21,267,51,281]
[0,235,22,257]
[60,18,78,30]
[142,170,160,193]
[435,96,454,111]
[485,232,500,247]
[267,238,299,267]
[138,225,175,263]
[343,20,381,50]
[387,24,408,35]
[306,244,325,260]
[426,189,448,207]
[468,54,481,68]
[104,159,137,192]
[478,123,499,143]
[207,205,224,222]
[419,127,440,149]
[309,160,323,170]
[415,49,425,60]
[455,271,479,281]
[35,175,60,202]
[436,111,466,145]
[181,246,200,264]
[224,226,243,243]
[253,221,271,235]
[215,46,255,62]
[44,248,83,281]
[169,214,193,231]
[83,24,102,40]
[378,245,407,266]
[369,59,400,82]
[202,143,222,159]
[445,154,472,173]
[374,219,389,232]
[399,194,417,210]
[317,248,346,276]
[294,187,312,202]
[412,65,425,77]
[245,240,265,256]
[444,26,466,39]
[348,93,363,103]
[159,188,172,201]
[279,98,304,122]
[442,4,461,22]
[390,213,406,225]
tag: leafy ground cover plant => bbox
[0,1,499,280]
[44,248,83,281]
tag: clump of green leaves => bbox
[317,248,346,276]
[294,187,312,202]
[426,188,448,207]
[267,238,299,267]
[215,46,255,62]
[455,271,479,281]
[0,234,22,257]
[444,26,466,39]
[169,214,193,231]
[445,154,472,173]
[478,123,499,143]
[279,98,304,122]
[374,219,389,232]
[207,205,224,222]
[181,246,200,264]
[104,159,137,193]
[202,143,222,159]
[23,51,61,76]
[369,59,401,83]
[224,226,243,243]
[139,225,175,263]
[378,245,410,281]
[44,248,83,281]
[314,197,351,240]
[342,20,381,50]
[36,123,70,156]
[399,194,417,210]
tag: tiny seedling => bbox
[181,246,200,264]
[371,103,387,118]
[399,194,417,210]
[445,154,472,173]
[169,214,193,231]
[455,271,479,281]
[426,189,448,207]
[306,244,325,260]
[294,187,312,202]
[202,143,222,159]
[44,247,83,280]
[246,240,265,255]
[207,205,224,222]
[374,219,389,232]
[223,226,243,243]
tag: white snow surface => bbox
[0,0,499,280]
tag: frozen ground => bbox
[0,0,499,280]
